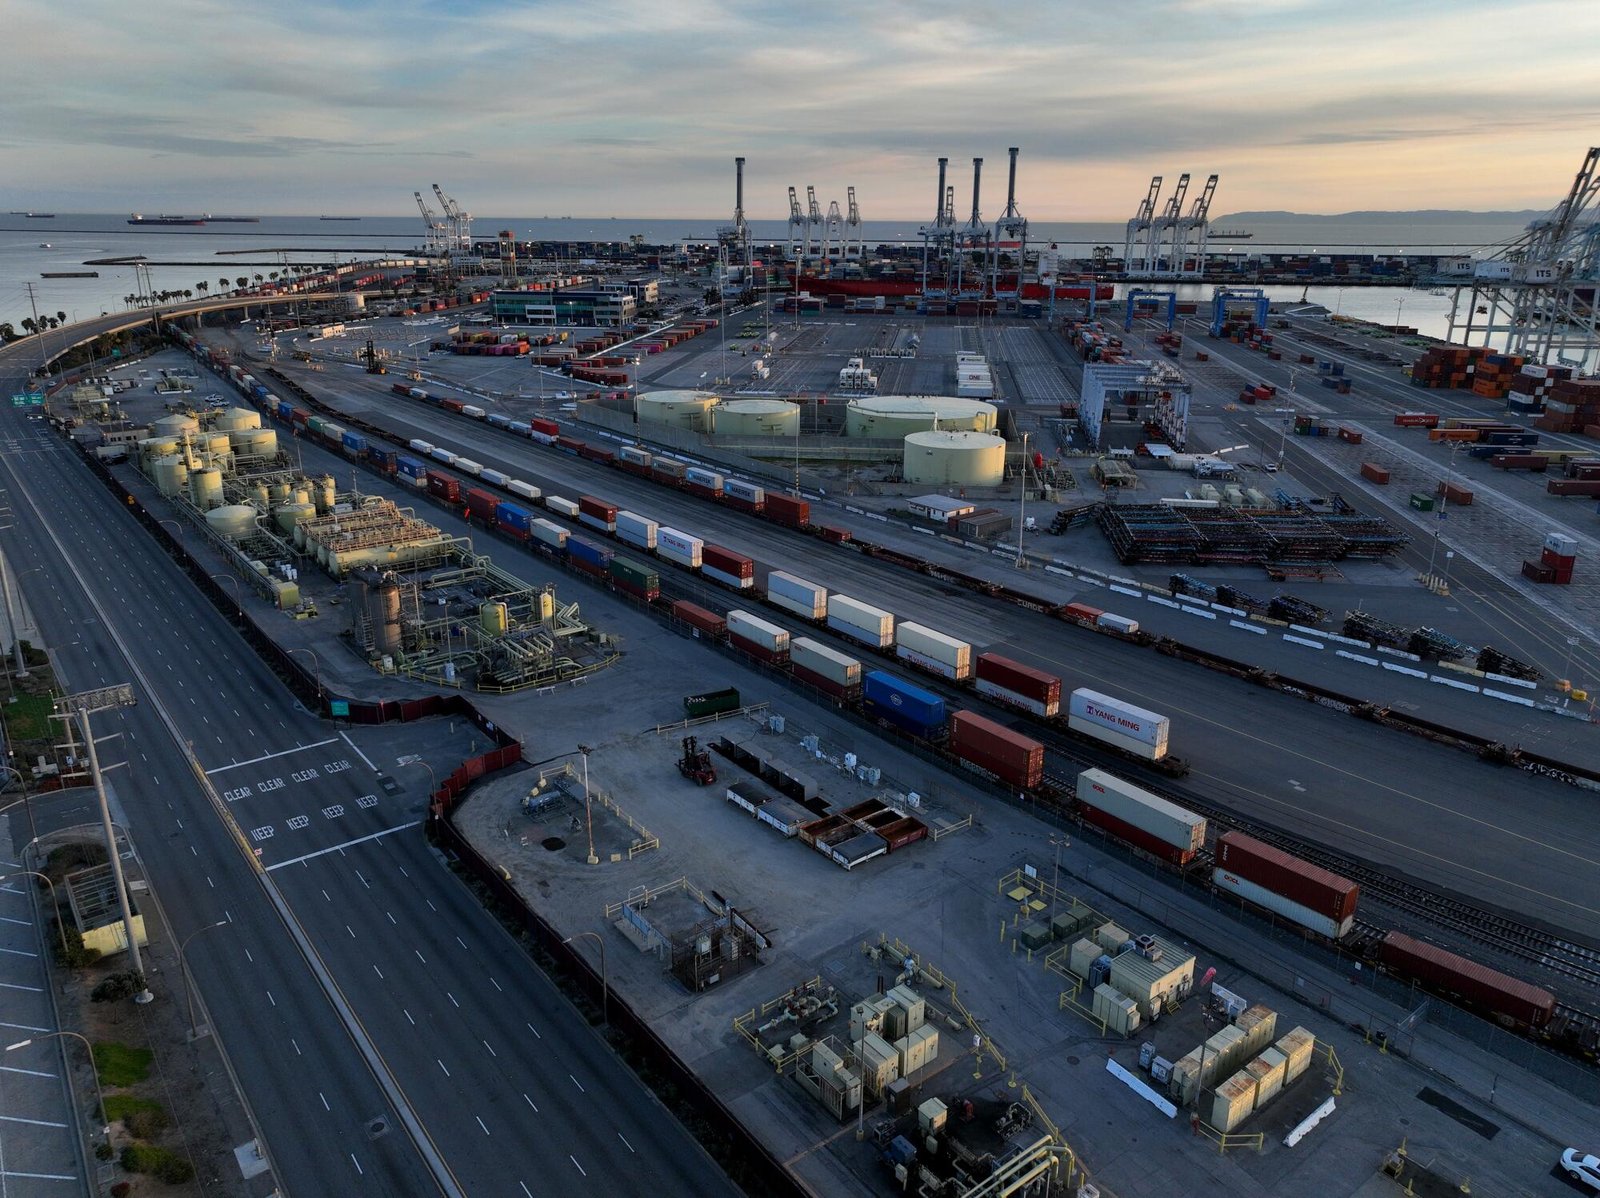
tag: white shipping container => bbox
[827,595,895,648]
[767,571,828,620]
[546,496,580,518]
[686,467,724,489]
[1069,719,1162,761]
[791,638,862,688]
[620,445,651,465]
[727,610,789,654]
[1076,768,1203,853]
[704,565,754,590]
[408,439,435,454]
[530,429,557,445]
[455,459,484,476]
[1069,688,1169,754]
[895,621,972,680]
[400,472,425,488]
[578,511,615,533]
[530,518,569,549]
[429,447,457,464]
[657,527,703,568]
[480,468,511,487]
[461,405,486,419]
[725,479,765,503]
[615,510,658,550]
[507,480,541,501]
[1212,870,1352,940]
[1097,612,1140,635]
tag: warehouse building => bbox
[491,288,636,327]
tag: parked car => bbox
[1563,1149,1600,1192]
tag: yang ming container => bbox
[1068,688,1170,760]
[767,571,828,620]
[975,653,1061,717]
[827,594,894,648]
[657,527,703,568]
[894,622,972,680]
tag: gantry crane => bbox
[844,186,864,259]
[786,186,807,262]
[952,157,989,298]
[432,184,472,253]
[1174,174,1218,277]
[414,190,448,256]
[716,157,751,268]
[920,157,958,299]
[1150,173,1189,277]
[1124,176,1162,273]
[805,186,824,261]
[1446,146,1600,366]
[991,146,1027,301]
[822,199,845,264]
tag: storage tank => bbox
[188,468,223,511]
[140,436,180,463]
[315,476,336,514]
[205,504,258,541]
[275,501,317,534]
[370,577,402,654]
[233,428,279,459]
[634,390,719,432]
[713,398,800,437]
[214,407,261,433]
[902,431,1006,487]
[845,395,997,438]
[249,483,271,511]
[480,602,509,635]
[268,483,291,505]
[153,413,200,440]
[151,454,190,496]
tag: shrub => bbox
[110,1183,131,1197]
[95,1141,114,1161]
[91,971,145,1004]
[125,1104,169,1139]
[120,1143,192,1181]
[91,1041,153,1086]
[53,920,101,969]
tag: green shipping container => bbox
[307,416,327,434]
[1409,493,1435,512]
[607,555,659,590]
[684,687,741,718]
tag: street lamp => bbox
[1395,296,1405,328]
[1424,442,1462,593]
[1016,431,1030,569]
[0,558,39,678]
[178,919,229,1038]
[7,1031,108,1154]
[210,573,243,624]
[562,931,608,1028]
[287,647,322,705]
[158,519,185,547]
[403,759,437,806]
[578,745,597,865]
[0,869,68,955]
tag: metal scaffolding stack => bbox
[1101,498,1405,568]
[1097,504,1204,563]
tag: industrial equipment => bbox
[677,736,716,786]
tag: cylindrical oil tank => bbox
[372,579,402,654]
[480,602,509,635]
[233,428,279,458]
[713,398,800,437]
[151,454,190,496]
[202,431,232,456]
[316,476,336,513]
[292,523,309,550]
[275,501,317,534]
[153,413,200,440]
[268,483,291,505]
[634,390,719,432]
[249,484,271,511]
[140,436,180,462]
[291,488,310,507]
[902,430,1007,487]
[845,395,997,438]
[204,504,258,541]
[214,407,262,433]
[189,468,223,511]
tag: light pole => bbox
[288,647,322,705]
[0,869,68,955]
[0,555,37,678]
[1395,296,1405,329]
[210,573,243,624]
[1016,431,1030,568]
[562,931,608,1028]
[579,744,597,865]
[1424,443,1461,593]
[178,919,229,1037]
[403,759,437,806]
[8,1032,109,1153]
[158,518,185,548]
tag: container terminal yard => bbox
[5,152,1600,1198]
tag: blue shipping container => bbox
[397,455,426,478]
[368,448,398,471]
[276,400,295,421]
[251,383,269,400]
[509,421,531,435]
[496,502,532,533]
[566,536,613,569]
[487,413,512,429]
[861,670,945,737]
[342,432,368,454]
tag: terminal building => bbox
[491,288,637,327]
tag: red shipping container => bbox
[425,473,461,503]
[1394,413,1440,428]
[1491,455,1547,471]
[1337,427,1363,444]
[1380,932,1554,1028]
[1077,804,1196,865]
[1548,479,1600,496]
[728,632,788,665]
[1215,833,1358,923]
[1437,482,1474,505]
[792,663,856,700]
[464,488,499,522]
[816,524,852,544]
[578,495,618,521]
[1061,602,1104,623]
[947,710,1044,789]
[702,544,755,579]
[1359,463,1389,484]
[975,653,1061,716]
[765,492,811,528]
[1540,546,1577,569]
[1522,560,1556,582]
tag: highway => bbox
[258,368,1600,953]
[0,341,740,1195]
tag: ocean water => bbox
[0,211,1534,344]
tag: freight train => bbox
[166,328,1584,1047]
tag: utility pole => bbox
[53,685,149,1002]
[1016,431,1030,568]
[24,283,47,378]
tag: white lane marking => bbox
[204,738,340,774]
[339,730,378,771]
[0,1168,77,1180]
[373,965,384,980]
[569,1074,584,1093]
[521,1183,534,1197]
[569,1156,586,1178]
[346,926,356,939]
[350,1154,364,1176]
[398,865,409,878]
[404,1010,415,1026]
[0,946,38,959]
[292,1039,302,1056]
[266,991,276,1008]
[483,1040,496,1058]
[386,912,396,925]
[0,916,34,926]
[355,870,370,890]
[264,822,421,871]
[415,950,427,965]
[618,1132,634,1153]
[448,993,459,1009]
[243,948,253,963]
[0,982,43,994]
[437,1059,450,1077]
[476,1115,490,1136]
[489,977,502,993]
[319,1092,330,1111]
[0,1114,69,1128]
[526,1022,541,1040]
[455,935,467,950]
[523,1093,538,1113]
[0,1064,56,1078]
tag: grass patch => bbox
[92,1042,152,1087]
[3,691,54,741]
[102,1094,162,1123]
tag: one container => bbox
[947,710,1044,789]
[546,496,580,519]
[529,518,569,550]
[615,510,659,551]
[765,492,810,528]
[861,670,945,738]
[578,495,618,533]
[1068,688,1171,760]
[1213,831,1359,939]
[894,621,972,681]
[1379,932,1555,1027]
[495,502,534,538]
[828,594,895,648]
[1096,612,1140,635]
[702,544,755,590]
[1253,1048,1287,1107]
[1075,768,1204,863]
[1209,1070,1258,1133]
[657,527,703,568]
[566,535,614,577]
[465,488,500,523]
[507,480,542,501]
[767,571,828,620]
[791,638,862,698]
[974,652,1061,717]
[670,600,725,637]
[727,610,790,663]
[723,478,766,512]
[1275,1028,1315,1083]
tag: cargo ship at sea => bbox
[128,213,206,226]
[204,215,259,223]
[1209,230,1253,240]
[319,216,361,221]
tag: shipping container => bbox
[546,495,580,519]
[765,492,811,529]
[495,502,533,538]
[767,571,828,620]
[608,555,660,601]
[974,653,1061,717]
[895,621,973,680]
[827,594,895,648]
[684,687,741,718]
[1068,689,1170,759]
[727,610,790,662]
[464,488,500,523]
[948,710,1044,789]
[1379,932,1555,1028]
[651,459,688,484]
[1096,612,1140,636]
[723,478,766,512]
[1061,602,1104,624]
[566,535,614,575]
[615,510,659,551]
[1213,833,1357,939]
[1075,768,1203,862]
[396,455,427,479]
[425,472,461,503]
[791,637,863,698]
[657,527,704,569]
[861,671,946,738]
[408,438,434,454]
[670,600,725,637]
[685,467,725,497]
[578,495,618,533]
[703,544,755,590]
[507,479,541,501]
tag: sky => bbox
[9,0,1600,220]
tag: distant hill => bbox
[1213,209,1543,223]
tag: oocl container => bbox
[670,600,725,637]
[767,571,828,620]
[974,653,1061,717]
[827,594,894,648]
[727,610,790,663]
[615,510,659,551]
[1068,689,1170,759]
[657,527,703,568]
[791,637,862,698]
[861,671,945,738]
[894,621,972,681]
[948,710,1044,789]
[1075,768,1204,863]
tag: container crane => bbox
[955,157,988,298]
[991,146,1027,301]
[716,157,751,269]
[844,186,864,259]
[822,199,845,264]
[1150,173,1189,277]
[786,186,807,262]
[414,190,448,256]
[1174,174,1218,277]
[1123,176,1162,273]
[432,183,472,252]
[805,186,824,261]
[920,157,957,300]
[1446,146,1600,366]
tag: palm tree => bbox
[20,318,36,335]
[183,289,193,301]
[220,277,231,293]
[196,281,209,297]
[55,311,66,326]
[269,271,279,284]
[236,277,247,290]
[0,323,15,341]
